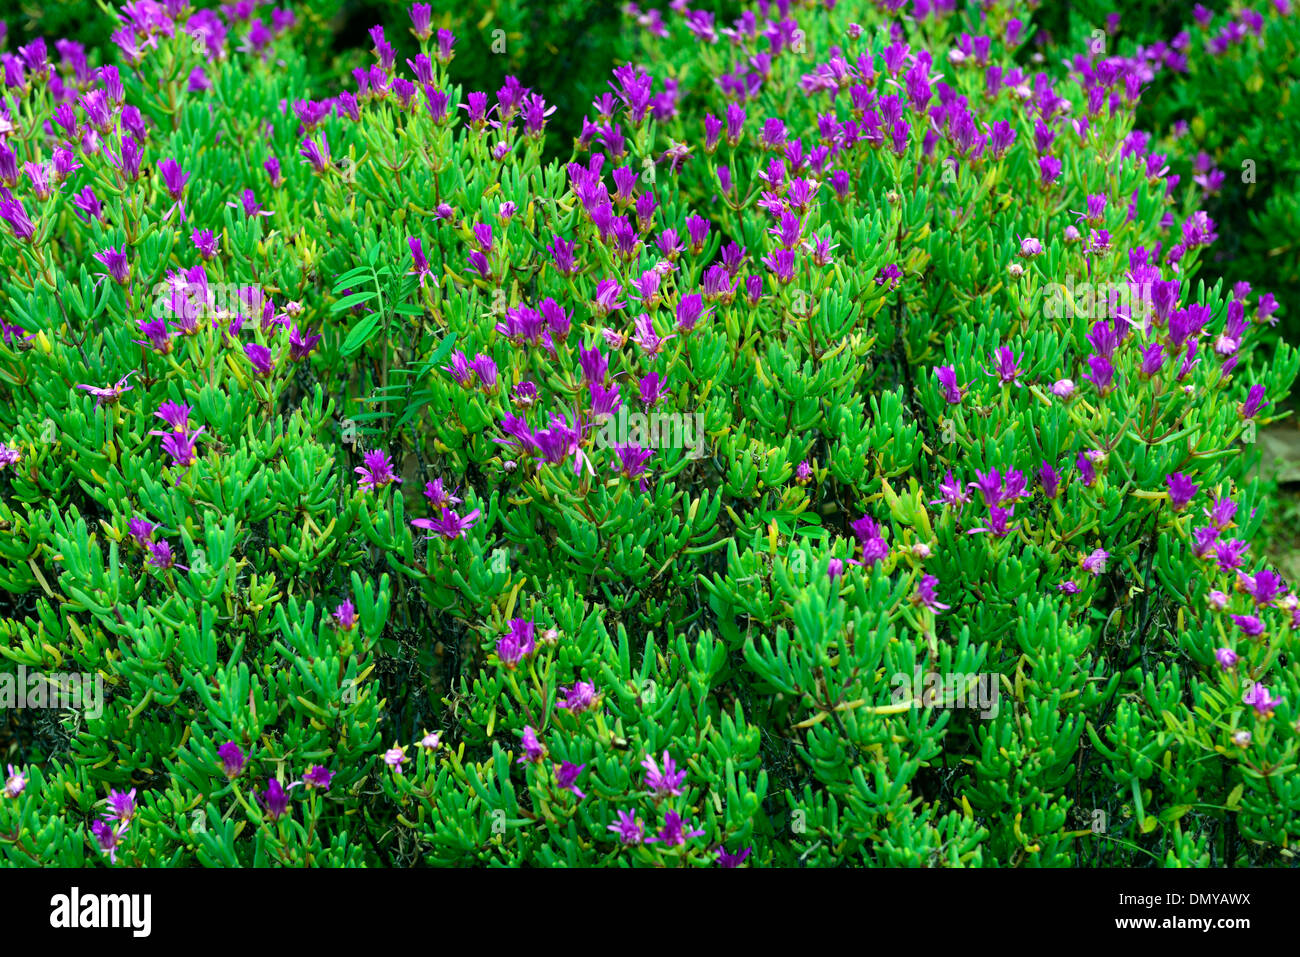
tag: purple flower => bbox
[218,741,246,780]
[128,517,156,547]
[851,514,889,567]
[1039,155,1062,186]
[91,819,124,864]
[192,228,219,259]
[1243,682,1282,717]
[1230,615,1266,638]
[1239,385,1268,419]
[935,365,965,404]
[158,158,189,219]
[302,766,336,791]
[1213,539,1250,573]
[332,599,358,631]
[1077,451,1100,488]
[649,810,704,846]
[1215,647,1239,670]
[931,470,972,510]
[243,342,274,377]
[717,846,752,868]
[988,346,1026,386]
[1080,549,1109,576]
[497,618,537,668]
[289,326,321,361]
[356,450,401,492]
[518,726,546,764]
[676,292,706,333]
[1038,462,1061,500]
[299,133,330,174]
[911,574,950,613]
[408,235,428,280]
[555,761,586,799]
[0,193,35,240]
[154,401,191,432]
[94,246,130,284]
[642,751,686,799]
[102,788,136,826]
[258,779,290,821]
[412,507,481,540]
[76,373,135,407]
[608,810,646,845]
[556,681,599,713]
[1166,473,1199,511]
[384,745,409,773]
[4,764,25,799]
[1239,569,1287,607]
[1083,354,1115,395]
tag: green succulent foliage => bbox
[1,0,1299,870]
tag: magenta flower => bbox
[555,761,586,799]
[302,766,336,791]
[102,788,136,826]
[1230,615,1266,638]
[716,846,752,868]
[300,133,330,174]
[931,470,972,510]
[556,681,599,713]
[218,741,246,780]
[935,365,965,404]
[94,246,130,284]
[91,819,125,864]
[608,810,646,845]
[1213,539,1250,573]
[384,745,409,773]
[642,751,686,799]
[1166,473,1199,511]
[76,373,135,407]
[496,618,537,668]
[356,449,401,492]
[518,726,546,764]
[413,507,481,540]
[258,779,290,821]
[243,342,274,377]
[1239,385,1268,419]
[987,346,1026,387]
[1080,549,1109,576]
[649,810,704,846]
[155,428,204,468]
[3,764,25,799]
[851,514,889,567]
[128,517,156,547]
[911,574,950,612]
[423,478,461,509]
[1243,682,1282,717]
[289,326,321,361]
[1215,647,1239,670]
[1239,569,1286,607]
[613,444,653,483]
[332,599,358,631]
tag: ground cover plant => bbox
[0,0,1298,869]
